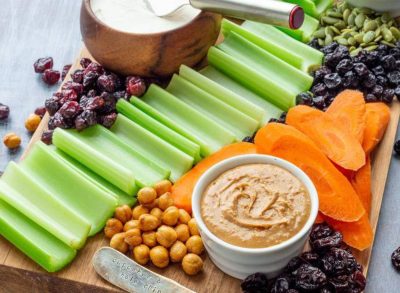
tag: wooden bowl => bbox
[80,0,222,77]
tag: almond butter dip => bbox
[201,164,311,248]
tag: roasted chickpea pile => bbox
[104,180,204,276]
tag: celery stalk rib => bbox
[0,198,76,272]
[167,74,259,140]
[20,142,118,236]
[138,85,236,156]
[276,14,319,43]
[0,165,90,249]
[111,115,194,182]
[116,99,201,163]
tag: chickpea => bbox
[182,254,203,275]
[123,219,139,232]
[137,187,157,205]
[175,224,190,242]
[3,133,21,149]
[150,207,163,220]
[186,235,204,255]
[157,192,174,211]
[110,232,128,253]
[154,180,172,196]
[178,209,191,224]
[156,225,177,248]
[169,241,187,263]
[138,214,160,231]
[124,228,142,247]
[188,218,200,236]
[104,218,123,238]
[142,200,157,209]
[150,246,169,268]
[25,113,41,132]
[162,206,179,226]
[133,244,150,265]
[132,205,149,220]
[114,205,132,224]
[142,231,157,247]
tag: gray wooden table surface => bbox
[0,0,399,291]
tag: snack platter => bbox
[1,1,400,292]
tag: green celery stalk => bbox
[138,85,236,156]
[116,99,201,163]
[111,115,194,182]
[218,31,313,97]
[283,0,333,18]
[222,19,323,73]
[208,46,296,110]
[50,146,137,206]
[167,74,259,140]
[0,198,77,272]
[276,14,320,43]
[0,164,90,249]
[53,126,170,191]
[20,142,118,236]
[200,66,283,125]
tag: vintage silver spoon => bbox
[143,0,304,29]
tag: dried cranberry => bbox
[372,85,384,98]
[311,231,343,253]
[310,224,334,242]
[84,62,104,75]
[242,136,254,143]
[81,96,105,111]
[270,276,290,293]
[0,103,10,120]
[80,58,92,69]
[98,113,117,128]
[41,130,54,145]
[75,110,97,131]
[58,101,81,119]
[34,106,47,118]
[320,286,334,293]
[308,38,320,50]
[320,42,339,55]
[365,50,380,67]
[83,71,99,88]
[372,66,385,76]
[126,76,146,96]
[241,272,268,293]
[45,95,61,116]
[97,74,116,93]
[395,140,400,156]
[365,94,378,103]
[278,112,287,124]
[314,66,332,83]
[377,44,389,55]
[285,257,305,273]
[48,112,70,130]
[59,89,78,104]
[342,71,357,88]
[395,86,400,97]
[313,96,325,109]
[268,118,279,123]
[42,69,60,85]
[301,251,320,266]
[34,57,53,73]
[87,89,97,98]
[361,72,376,89]
[391,246,400,270]
[335,59,353,75]
[392,48,400,59]
[113,90,127,100]
[328,275,350,291]
[62,64,72,80]
[381,55,396,71]
[311,83,327,96]
[324,73,342,89]
[110,73,124,90]
[388,71,400,85]
[353,63,369,76]
[293,264,327,290]
[71,69,84,83]
[324,53,341,69]
[352,50,368,64]
[376,75,388,87]
[62,81,84,95]
[382,88,395,103]
[296,92,313,106]
[99,92,116,114]
[320,248,358,276]
[349,271,366,293]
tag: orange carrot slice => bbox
[326,90,366,143]
[362,103,390,155]
[324,214,373,251]
[286,105,365,171]
[171,142,257,212]
[351,156,372,213]
[255,123,365,222]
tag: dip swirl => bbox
[201,164,311,248]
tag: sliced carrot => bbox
[286,105,365,171]
[171,142,257,212]
[332,162,355,181]
[326,90,366,143]
[324,214,373,251]
[362,103,391,155]
[351,156,372,213]
[255,123,365,222]
[315,212,325,224]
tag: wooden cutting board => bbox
[0,47,399,293]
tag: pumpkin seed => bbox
[361,42,376,48]
[381,40,396,47]
[375,27,381,37]
[313,28,326,39]
[349,46,356,52]
[374,35,383,42]
[363,31,376,43]
[327,10,343,18]
[318,38,325,47]
[348,37,356,46]
[365,45,378,51]
[331,26,341,34]
[325,34,333,45]
[363,20,378,32]
[350,48,362,56]
[381,13,391,23]
[325,26,334,37]
[390,27,400,39]
[343,9,351,23]
[355,14,366,28]
[347,13,356,26]
[359,7,374,15]
[334,20,346,30]
[382,28,394,42]
[354,33,364,43]
[322,16,341,25]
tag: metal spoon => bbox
[143,0,304,29]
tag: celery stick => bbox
[218,31,313,96]
[0,165,90,249]
[137,85,236,156]
[276,14,319,43]
[208,46,296,110]
[222,19,323,73]
[167,74,259,140]
[179,65,264,126]
[200,66,283,125]
[283,0,333,18]
[50,146,136,206]
[53,126,170,189]
[116,99,201,163]
[111,115,193,182]
[20,142,118,236]
[0,198,76,272]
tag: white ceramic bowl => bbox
[347,0,400,16]
[192,154,319,280]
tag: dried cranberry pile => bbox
[0,103,10,120]
[298,42,400,109]
[394,140,400,156]
[391,246,400,271]
[41,58,147,144]
[241,223,366,293]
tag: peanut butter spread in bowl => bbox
[201,163,311,248]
